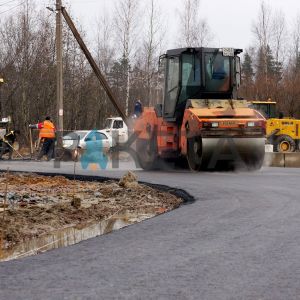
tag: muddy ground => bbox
[0,172,182,250]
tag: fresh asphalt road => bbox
[0,161,300,300]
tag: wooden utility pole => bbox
[56,0,63,143]
[0,77,4,117]
[61,7,128,125]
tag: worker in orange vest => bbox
[29,116,56,161]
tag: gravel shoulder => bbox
[0,171,182,250]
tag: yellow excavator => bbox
[249,101,300,152]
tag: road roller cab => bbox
[134,47,266,170]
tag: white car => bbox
[62,130,112,160]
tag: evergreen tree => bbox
[255,47,265,81]
[242,52,254,82]
[255,46,282,82]
[294,52,300,74]
[265,46,276,76]
[109,56,130,111]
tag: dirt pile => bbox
[118,171,138,188]
[0,172,182,249]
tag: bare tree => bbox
[178,0,212,47]
[142,0,165,106]
[95,13,115,75]
[291,14,300,63]
[271,10,287,65]
[197,21,212,47]
[252,1,272,50]
[281,14,300,117]
[114,0,139,116]
[94,11,116,121]
[252,1,273,97]
[0,1,58,143]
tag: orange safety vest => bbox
[39,120,55,139]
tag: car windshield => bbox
[104,119,113,129]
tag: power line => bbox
[0,0,27,15]
[0,0,19,7]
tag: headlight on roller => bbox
[247,121,255,127]
[211,122,219,128]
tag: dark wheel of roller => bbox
[136,137,158,170]
[187,137,202,171]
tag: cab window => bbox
[164,56,180,117]
[205,53,230,92]
[251,103,277,119]
[113,120,123,129]
[179,53,201,103]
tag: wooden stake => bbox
[29,128,33,158]
[3,168,9,220]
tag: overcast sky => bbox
[23,0,300,52]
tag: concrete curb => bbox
[264,152,300,168]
